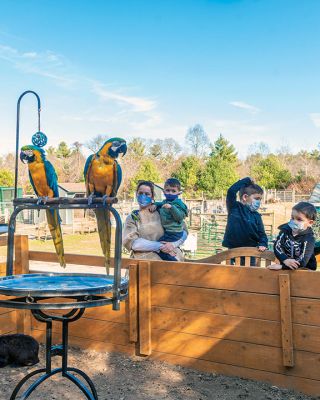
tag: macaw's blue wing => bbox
[114,161,122,194]
[28,171,38,197]
[44,160,59,197]
[84,154,94,181]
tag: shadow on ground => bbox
[0,346,315,400]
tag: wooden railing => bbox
[0,235,30,336]
[1,236,320,396]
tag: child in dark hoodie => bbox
[268,202,317,270]
[223,177,268,251]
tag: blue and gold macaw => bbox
[84,138,127,273]
[20,145,66,268]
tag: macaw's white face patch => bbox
[20,149,35,163]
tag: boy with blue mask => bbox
[223,177,268,263]
[154,178,188,261]
[269,202,317,270]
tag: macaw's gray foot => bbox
[37,196,49,205]
[87,193,96,206]
[102,195,109,206]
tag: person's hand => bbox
[283,259,300,269]
[160,242,176,254]
[267,264,283,270]
[162,203,172,209]
[258,246,267,252]
[148,204,157,213]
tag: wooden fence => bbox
[2,235,320,396]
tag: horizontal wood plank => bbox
[152,307,282,347]
[0,312,16,334]
[32,318,132,347]
[28,251,135,269]
[151,263,280,294]
[153,306,320,354]
[151,284,281,321]
[150,262,320,299]
[151,329,320,381]
[32,329,135,356]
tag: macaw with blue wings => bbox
[20,145,66,267]
[84,138,127,273]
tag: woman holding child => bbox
[123,180,187,261]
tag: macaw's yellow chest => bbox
[28,162,54,197]
[89,158,115,194]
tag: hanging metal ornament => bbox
[32,131,48,147]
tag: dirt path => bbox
[0,347,316,400]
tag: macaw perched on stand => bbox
[84,138,127,274]
[20,145,66,267]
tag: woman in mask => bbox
[123,181,187,260]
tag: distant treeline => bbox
[1,124,319,199]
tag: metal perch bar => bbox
[13,197,118,205]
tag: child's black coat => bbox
[274,223,316,270]
[222,178,268,249]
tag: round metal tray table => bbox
[0,273,128,400]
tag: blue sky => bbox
[0,0,319,157]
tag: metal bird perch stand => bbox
[0,91,127,400]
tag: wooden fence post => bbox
[279,274,294,367]
[128,263,138,343]
[14,235,31,336]
[138,261,152,355]
[14,235,29,275]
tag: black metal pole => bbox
[14,91,41,200]
[109,206,122,311]
[6,205,21,275]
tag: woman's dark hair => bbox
[136,180,155,197]
[293,202,317,221]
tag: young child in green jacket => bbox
[155,178,188,261]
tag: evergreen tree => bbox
[199,135,239,198]
[251,155,292,189]
[56,141,71,158]
[173,156,202,196]
[130,159,161,194]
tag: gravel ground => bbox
[0,346,317,400]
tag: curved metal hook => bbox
[14,91,42,199]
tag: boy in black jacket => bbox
[268,202,317,270]
[223,177,268,260]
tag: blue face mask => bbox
[164,193,179,202]
[137,194,152,207]
[288,219,305,231]
[248,199,261,212]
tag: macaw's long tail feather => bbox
[95,208,111,274]
[46,209,66,268]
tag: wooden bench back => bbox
[196,247,276,267]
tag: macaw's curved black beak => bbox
[119,141,127,157]
[20,151,28,164]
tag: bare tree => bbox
[185,124,210,156]
[247,142,270,157]
[85,134,107,153]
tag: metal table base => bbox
[11,305,97,400]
